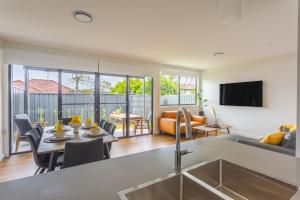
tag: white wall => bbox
[0,41,201,156]
[202,54,297,138]
[297,0,300,158]
[0,40,4,160]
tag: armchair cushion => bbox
[159,118,176,134]
[191,115,206,124]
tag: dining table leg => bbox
[48,152,58,172]
[105,144,110,159]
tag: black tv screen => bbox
[220,81,263,107]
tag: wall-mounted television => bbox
[220,81,263,107]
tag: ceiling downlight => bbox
[72,10,93,23]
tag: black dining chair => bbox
[62,138,104,168]
[99,119,108,129]
[14,114,33,152]
[105,122,116,135]
[59,118,72,125]
[25,129,63,175]
[34,123,44,137]
[103,122,116,158]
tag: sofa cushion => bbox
[279,124,296,132]
[280,130,296,149]
[260,132,286,145]
[162,111,177,119]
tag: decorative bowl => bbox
[69,123,82,133]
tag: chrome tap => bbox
[175,107,193,173]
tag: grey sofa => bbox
[220,134,295,156]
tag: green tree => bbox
[160,75,178,95]
[111,79,152,95]
[111,80,127,94]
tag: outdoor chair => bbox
[14,114,33,153]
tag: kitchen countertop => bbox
[0,137,299,200]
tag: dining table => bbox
[37,126,119,171]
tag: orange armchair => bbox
[159,111,206,135]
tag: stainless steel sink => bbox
[118,159,298,200]
[186,159,298,200]
[118,173,227,200]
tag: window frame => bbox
[160,74,197,106]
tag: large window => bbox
[160,74,197,106]
[9,65,153,154]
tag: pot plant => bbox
[197,89,208,116]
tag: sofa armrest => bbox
[159,118,176,134]
[191,115,206,125]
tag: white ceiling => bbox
[0,0,298,69]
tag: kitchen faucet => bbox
[175,107,193,173]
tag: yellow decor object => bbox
[71,116,81,124]
[279,124,296,132]
[58,120,64,125]
[289,125,297,133]
[90,122,101,134]
[92,122,99,128]
[55,122,64,133]
[86,117,92,124]
[260,132,286,145]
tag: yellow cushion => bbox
[289,125,297,133]
[260,132,286,145]
[279,124,296,132]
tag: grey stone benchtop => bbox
[0,137,299,200]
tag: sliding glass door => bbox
[9,65,153,154]
[99,75,128,138]
[99,75,153,137]
[128,76,153,136]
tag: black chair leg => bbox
[39,168,46,174]
[34,167,41,175]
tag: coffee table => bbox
[192,125,232,139]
